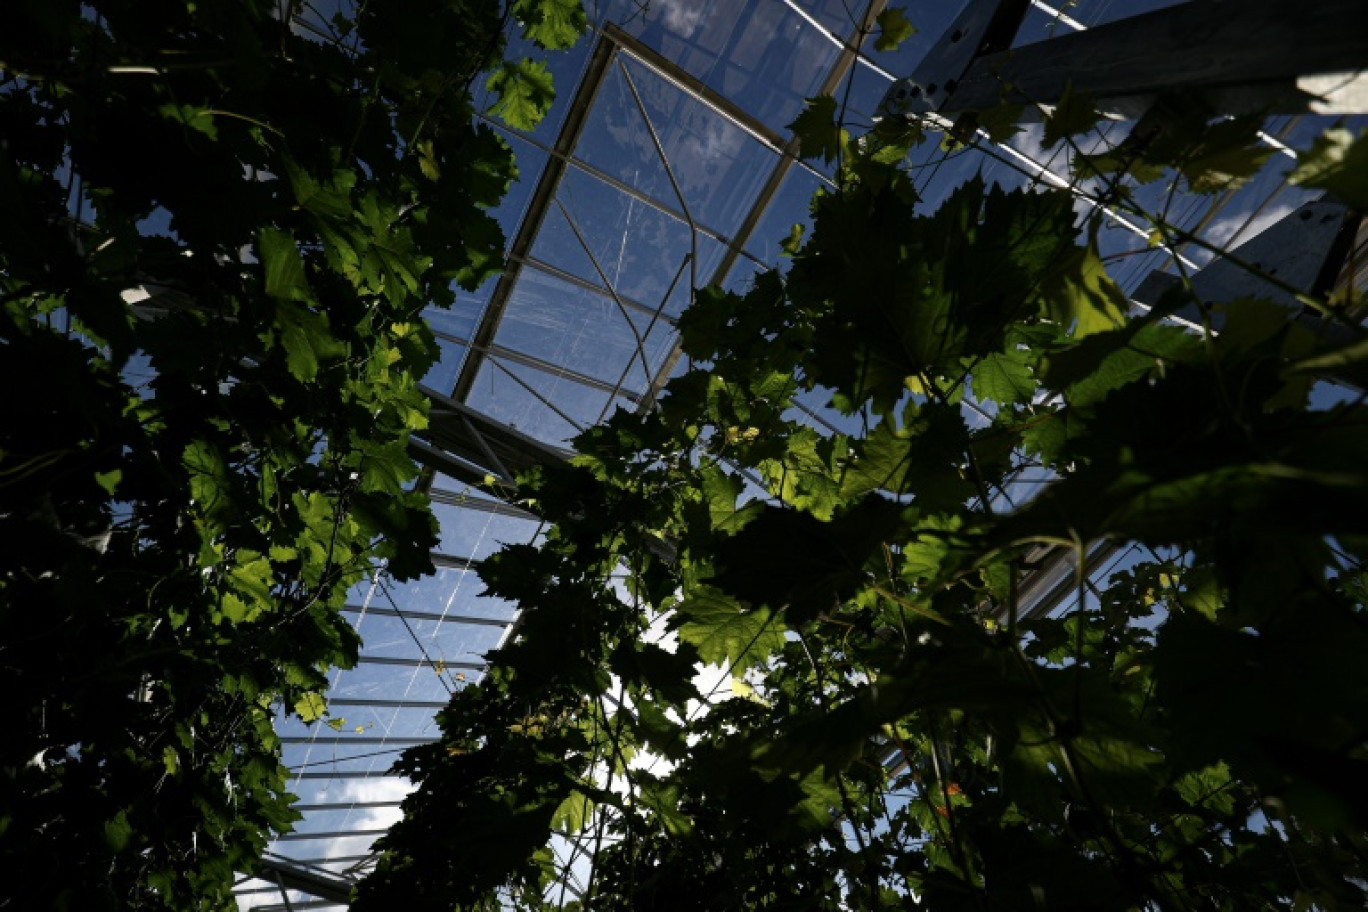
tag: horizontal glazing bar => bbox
[356,654,484,670]
[281,736,437,746]
[428,486,539,520]
[432,327,647,401]
[294,800,403,813]
[275,827,390,842]
[341,605,511,629]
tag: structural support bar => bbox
[411,384,573,488]
[947,0,1368,117]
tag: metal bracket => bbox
[878,0,1030,119]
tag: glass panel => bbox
[488,134,551,242]
[283,741,409,776]
[286,775,414,810]
[287,805,405,836]
[556,165,726,316]
[425,286,491,342]
[423,337,465,393]
[526,201,606,285]
[466,357,638,445]
[326,661,455,703]
[331,705,448,741]
[571,57,781,236]
[745,166,825,265]
[492,269,675,390]
[431,502,540,560]
[351,612,506,664]
[599,0,845,133]
[345,576,380,608]
[267,834,385,857]
[382,566,518,621]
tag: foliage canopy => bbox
[358,59,1368,912]
[0,0,578,907]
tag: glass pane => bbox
[326,661,454,703]
[572,57,781,236]
[382,566,518,622]
[488,270,675,389]
[425,286,490,342]
[431,502,540,560]
[286,775,414,809]
[556,165,727,315]
[466,356,638,446]
[600,0,844,133]
[353,611,504,659]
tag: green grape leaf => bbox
[674,588,787,670]
[294,692,328,722]
[1042,83,1100,150]
[259,227,309,302]
[103,811,134,853]
[158,103,219,140]
[874,8,915,52]
[1040,237,1127,338]
[1178,115,1272,193]
[273,301,345,382]
[95,468,121,495]
[1290,126,1368,211]
[486,58,556,130]
[550,789,595,833]
[710,497,906,625]
[789,95,847,164]
[514,0,586,50]
[971,349,1035,404]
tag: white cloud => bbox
[659,0,704,34]
[1202,199,1298,253]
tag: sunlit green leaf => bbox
[1290,126,1368,211]
[674,588,787,670]
[874,8,915,52]
[486,58,556,130]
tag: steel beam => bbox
[432,328,648,402]
[1132,197,1356,330]
[291,769,408,780]
[411,384,572,487]
[428,552,479,572]
[451,33,618,403]
[326,696,450,709]
[281,736,437,746]
[274,828,390,842]
[294,800,404,813]
[356,654,484,671]
[255,853,358,905]
[428,485,538,521]
[944,0,1368,118]
[342,604,512,628]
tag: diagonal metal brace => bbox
[409,385,573,489]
